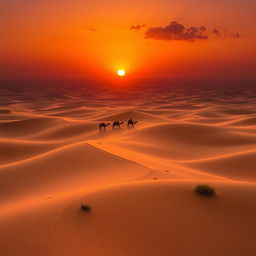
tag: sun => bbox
[117,69,126,77]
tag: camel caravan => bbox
[99,118,138,130]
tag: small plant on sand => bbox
[195,185,215,196]
[81,204,91,212]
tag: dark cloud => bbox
[232,33,241,39]
[212,27,241,39]
[212,28,220,35]
[130,24,146,31]
[144,21,208,41]
[84,27,96,32]
[142,21,241,42]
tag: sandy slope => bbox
[0,142,156,204]
[52,181,256,256]
[0,84,256,256]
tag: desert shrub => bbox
[81,204,91,212]
[195,185,215,196]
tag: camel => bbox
[112,121,124,129]
[99,122,110,130]
[127,118,138,127]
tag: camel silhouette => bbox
[127,118,138,127]
[99,122,110,130]
[112,121,124,129]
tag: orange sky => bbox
[1,0,256,81]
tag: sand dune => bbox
[0,117,66,137]
[26,122,98,140]
[0,142,153,203]
[0,109,11,114]
[95,123,256,163]
[95,110,168,122]
[0,139,62,164]
[195,108,226,118]
[0,84,256,256]
[123,122,256,146]
[52,181,256,256]
[181,150,256,180]
[48,107,101,119]
[227,116,256,126]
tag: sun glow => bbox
[117,69,126,76]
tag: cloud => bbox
[130,24,146,31]
[212,27,241,39]
[143,21,241,42]
[144,21,208,41]
[84,27,96,32]
[212,28,220,35]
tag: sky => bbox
[1,0,256,83]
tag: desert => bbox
[0,83,256,255]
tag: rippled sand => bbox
[0,81,256,255]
